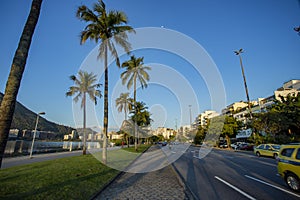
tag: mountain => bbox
[0,92,74,136]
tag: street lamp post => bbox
[189,105,192,128]
[29,112,45,158]
[234,49,253,119]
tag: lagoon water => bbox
[4,140,101,157]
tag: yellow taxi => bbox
[277,144,300,192]
[254,144,281,159]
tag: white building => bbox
[222,101,249,115]
[64,130,78,140]
[153,127,175,139]
[283,79,300,90]
[108,131,123,140]
[197,110,220,127]
[274,88,299,101]
[231,79,300,124]
[274,79,300,101]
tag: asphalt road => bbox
[173,146,300,200]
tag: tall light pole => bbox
[189,105,192,128]
[29,112,45,158]
[234,49,253,119]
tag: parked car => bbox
[219,141,228,148]
[277,144,300,192]
[230,142,246,150]
[254,144,281,159]
[161,141,168,146]
[230,143,238,150]
[238,143,254,151]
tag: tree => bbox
[116,93,132,147]
[115,92,132,121]
[0,0,43,168]
[66,70,102,155]
[121,55,151,150]
[76,0,134,163]
[252,93,300,144]
[129,101,152,149]
[221,116,242,148]
[271,94,300,136]
[194,125,206,145]
[130,101,152,127]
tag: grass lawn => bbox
[0,144,151,200]
[92,144,152,171]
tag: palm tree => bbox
[121,55,151,151]
[77,0,134,163]
[0,0,43,168]
[66,70,102,155]
[116,92,132,120]
[130,101,152,127]
[116,92,132,147]
[129,101,152,146]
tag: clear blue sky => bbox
[0,0,299,131]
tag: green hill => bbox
[0,92,74,136]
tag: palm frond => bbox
[107,41,120,67]
[73,93,82,104]
[76,5,98,23]
[98,41,107,59]
[127,75,134,90]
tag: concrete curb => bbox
[89,145,151,200]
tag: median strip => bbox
[214,176,256,200]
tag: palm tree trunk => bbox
[125,102,127,121]
[0,0,42,168]
[83,93,87,155]
[134,77,137,151]
[127,135,130,148]
[102,45,108,164]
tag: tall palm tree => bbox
[116,92,132,147]
[115,92,132,121]
[66,70,102,155]
[0,0,43,168]
[121,55,151,151]
[77,0,134,163]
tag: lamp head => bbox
[234,48,243,55]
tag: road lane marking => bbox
[214,176,256,200]
[255,160,277,167]
[245,175,300,198]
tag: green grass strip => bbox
[0,144,152,200]
[0,154,118,200]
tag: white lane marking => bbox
[214,176,256,200]
[245,175,300,198]
[255,160,277,167]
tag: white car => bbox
[231,142,246,150]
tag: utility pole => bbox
[234,49,253,119]
[189,105,192,128]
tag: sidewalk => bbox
[1,150,83,169]
[93,145,193,200]
[1,146,121,169]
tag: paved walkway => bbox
[94,145,193,200]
